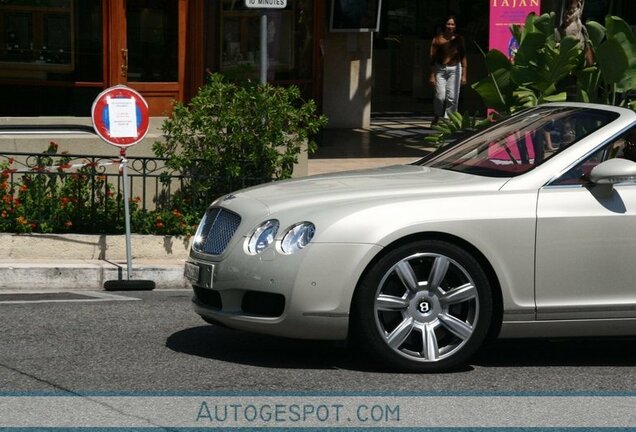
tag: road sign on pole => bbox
[244,0,287,83]
[91,85,154,291]
[91,85,150,147]
[244,0,287,8]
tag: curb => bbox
[0,260,189,291]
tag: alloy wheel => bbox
[373,252,479,363]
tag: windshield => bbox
[418,106,619,177]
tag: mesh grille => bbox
[196,208,241,255]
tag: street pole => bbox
[120,148,133,280]
[260,9,267,84]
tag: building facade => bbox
[0,0,633,126]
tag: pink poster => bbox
[489,0,541,58]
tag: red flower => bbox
[1,210,7,218]
[19,184,28,193]
[8,158,14,164]
[155,221,165,229]
[64,221,73,228]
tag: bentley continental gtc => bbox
[185,103,636,372]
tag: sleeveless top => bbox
[431,35,466,66]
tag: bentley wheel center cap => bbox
[411,294,440,321]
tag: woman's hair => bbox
[444,15,458,27]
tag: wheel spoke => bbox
[386,317,414,349]
[428,256,449,292]
[438,312,473,340]
[420,324,439,361]
[395,261,419,292]
[440,283,476,305]
[376,294,409,311]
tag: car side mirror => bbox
[589,158,636,185]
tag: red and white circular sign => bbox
[91,85,150,147]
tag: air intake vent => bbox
[194,208,241,255]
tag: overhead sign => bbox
[244,0,287,9]
[91,85,150,147]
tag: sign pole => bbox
[260,9,267,84]
[244,0,287,83]
[92,84,154,291]
[120,148,133,281]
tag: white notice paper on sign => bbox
[108,97,137,138]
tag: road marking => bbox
[0,291,141,304]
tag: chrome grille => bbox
[194,208,241,255]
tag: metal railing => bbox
[0,151,209,233]
[2,151,188,207]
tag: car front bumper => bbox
[188,242,383,340]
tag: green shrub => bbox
[153,73,327,210]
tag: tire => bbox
[351,240,492,372]
[104,279,156,291]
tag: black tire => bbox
[104,280,156,291]
[351,240,492,372]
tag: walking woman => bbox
[429,15,467,124]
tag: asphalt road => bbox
[1,289,636,393]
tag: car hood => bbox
[236,164,508,213]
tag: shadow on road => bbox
[474,337,636,368]
[167,325,636,371]
[166,325,385,372]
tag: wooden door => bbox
[107,0,187,116]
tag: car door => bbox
[535,133,636,320]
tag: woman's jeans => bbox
[433,63,462,118]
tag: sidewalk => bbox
[309,114,435,175]
[0,115,436,291]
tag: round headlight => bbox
[246,219,279,255]
[280,222,315,254]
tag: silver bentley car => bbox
[185,102,636,372]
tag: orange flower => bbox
[0,183,8,191]
[16,216,28,225]
[19,184,28,193]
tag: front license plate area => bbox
[184,261,214,289]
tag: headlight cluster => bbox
[246,220,315,255]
